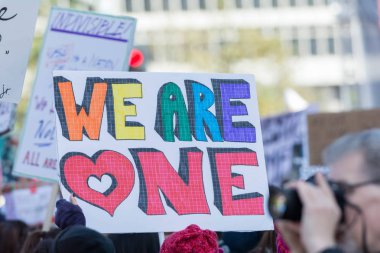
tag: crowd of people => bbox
[0,130,379,253]
[0,202,270,253]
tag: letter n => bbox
[130,148,210,215]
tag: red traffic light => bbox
[129,48,144,69]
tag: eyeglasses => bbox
[331,179,380,195]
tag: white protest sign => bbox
[14,8,136,181]
[0,0,40,103]
[3,185,53,225]
[0,102,16,135]
[53,70,273,233]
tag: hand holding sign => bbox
[70,194,78,205]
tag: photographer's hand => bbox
[297,173,341,253]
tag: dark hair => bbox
[222,231,263,253]
[108,233,160,253]
[51,226,115,253]
[20,229,60,253]
[249,231,276,253]
[0,220,29,253]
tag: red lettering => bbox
[207,148,264,215]
[22,151,40,167]
[130,148,210,215]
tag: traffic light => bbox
[129,48,145,72]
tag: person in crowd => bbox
[55,195,86,229]
[0,220,28,253]
[248,231,277,253]
[160,224,222,253]
[222,231,263,253]
[108,233,160,253]
[216,232,231,253]
[55,195,161,253]
[19,229,60,253]
[50,225,115,253]
[278,129,380,253]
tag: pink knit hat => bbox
[160,225,220,253]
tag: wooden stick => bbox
[42,183,59,231]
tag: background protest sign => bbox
[53,70,273,233]
[3,185,53,225]
[0,0,40,103]
[261,109,310,186]
[14,7,136,181]
[0,103,16,136]
[308,108,380,165]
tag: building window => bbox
[289,0,296,6]
[163,0,169,10]
[290,27,299,56]
[272,0,278,7]
[126,0,132,11]
[292,39,300,55]
[200,0,206,9]
[310,38,317,55]
[308,0,314,6]
[308,27,318,55]
[235,0,243,8]
[254,0,261,8]
[181,0,188,10]
[328,37,335,54]
[144,0,151,11]
[341,36,352,54]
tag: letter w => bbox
[54,77,107,141]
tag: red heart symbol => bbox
[60,150,135,216]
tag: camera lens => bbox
[268,187,287,218]
[269,186,302,222]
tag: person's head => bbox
[108,233,160,253]
[323,129,380,251]
[160,224,219,253]
[51,226,115,253]
[0,220,28,253]
[20,229,60,253]
[223,231,263,253]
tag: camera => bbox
[268,175,346,222]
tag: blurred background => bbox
[18,0,380,123]
[0,0,379,225]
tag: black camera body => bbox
[268,175,346,223]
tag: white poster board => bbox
[0,0,40,103]
[14,8,136,181]
[3,185,53,225]
[53,70,273,233]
